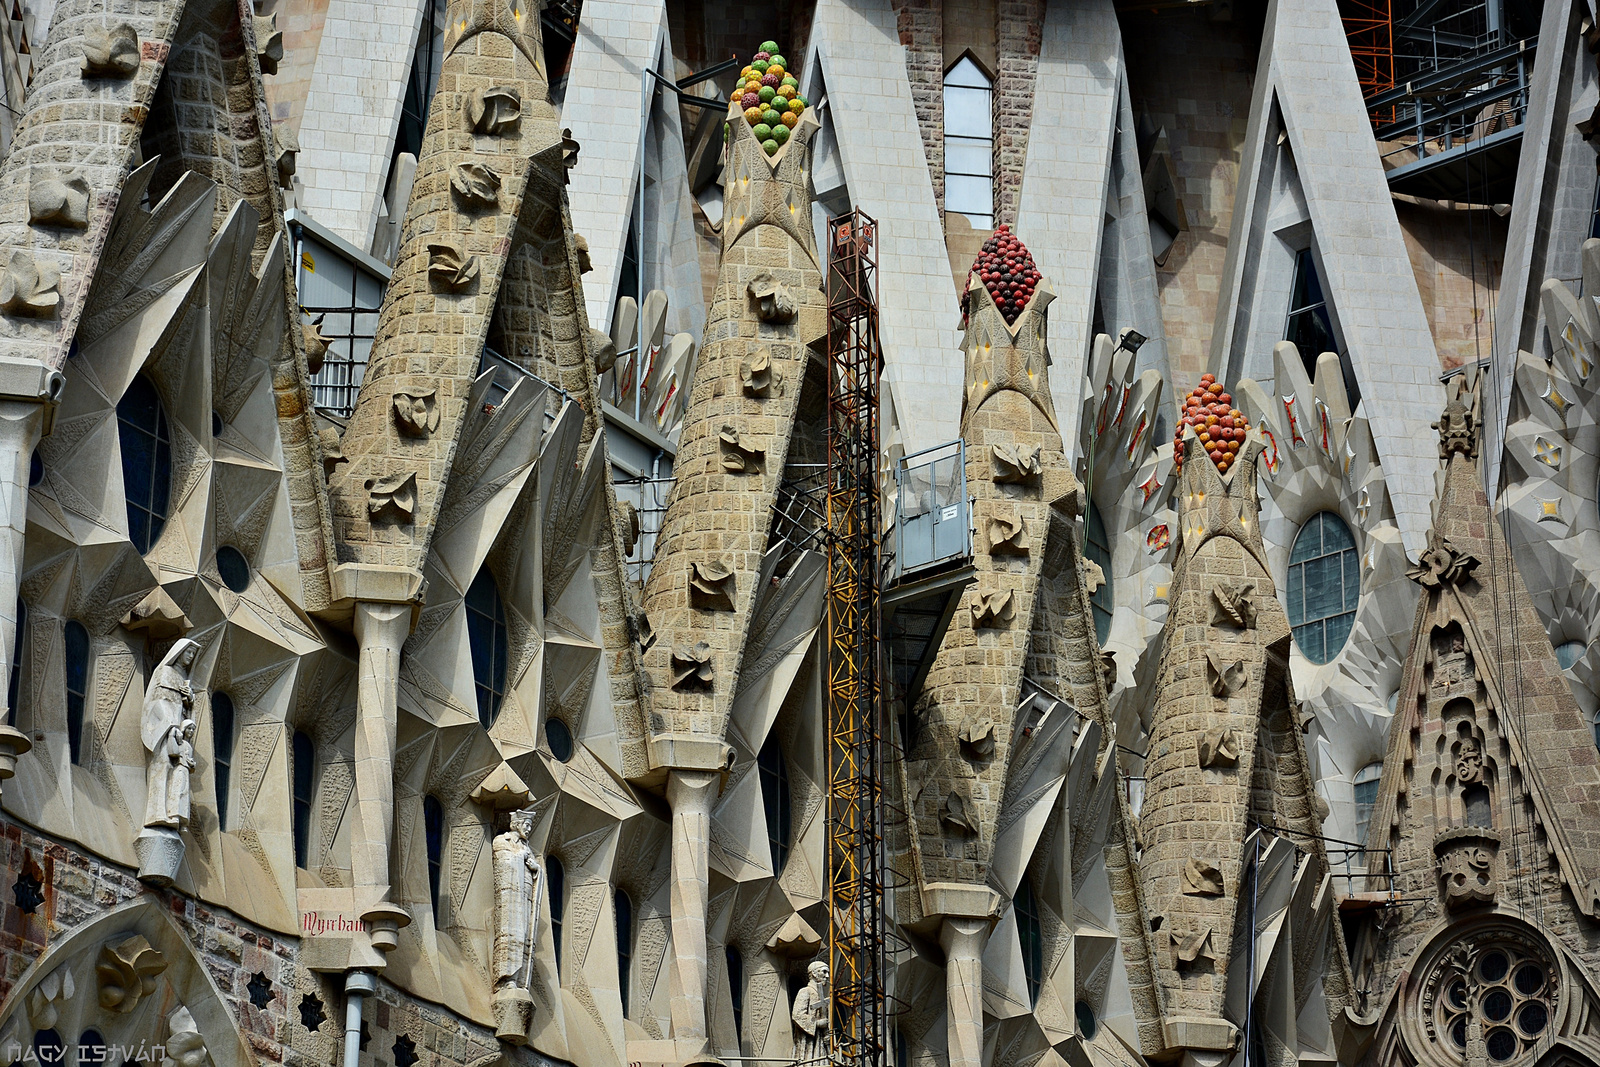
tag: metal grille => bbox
[825,210,886,1067]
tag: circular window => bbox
[1074,1000,1098,1040]
[545,717,574,762]
[1555,640,1585,671]
[216,546,251,592]
[1286,511,1359,664]
[1422,933,1557,1064]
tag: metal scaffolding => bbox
[825,209,887,1067]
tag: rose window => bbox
[1428,942,1555,1063]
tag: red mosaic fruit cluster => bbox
[964,224,1040,325]
[1175,373,1246,475]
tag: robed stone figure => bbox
[142,639,199,829]
[491,806,542,1041]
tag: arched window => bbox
[212,692,235,829]
[615,889,633,1017]
[1084,504,1113,645]
[423,795,445,917]
[292,730,315,867]
[1287,512,1359,664]
[1353,762,1382,847]
[77,1029,106,1066]
[1015,876,1044,1006]
[547,855,565,973]
[1464,784,1492,828]
[758,734,791,874]
[116,375,173,554]
[726,945,744,1042]
[64,620,89,765]
[545,716,574,762]
[31,1030,62,1065]
[465,568,509,729]
[943,55,994,228]
[7,598,25,726]
[216,546,251,593]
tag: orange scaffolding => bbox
[1339,0,1395,122]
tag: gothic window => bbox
[423,795,444,917]
[64,620,89,765]
[116,374,173,555]
[216,546,251,593]
[547,855,564,973]
[212,693,235,829]
[292,730,315,867]
[1353,762,1383,846]
[1084,503,1113,645]
[545,716,574,762]
[7,598,24,726]
[1287,511,1359,664]
[726,945,744,1042]
[615,889,634,1017]
[1284,249,1336,374]
[944,55,994,228]
[1015,876,1044,1006]
[465,568,509,729]
[758,734,791,874]
[1425,938,1555,1063]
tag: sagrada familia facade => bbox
[0,0,1594,1065]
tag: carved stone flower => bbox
[367,472,417,522]
[428,239,479,292]
[991,442,1042,484]
[689,560,736,611]
[1180,857,1225,896]
[82,23,140,78]
[451,162,503,208]
[747,272,797,323]
[1408,535,1480,588]
[671,642,714,689]
[468,86,522,135]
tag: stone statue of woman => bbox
[491,806,542,1042]
[142,639,199,829]
[791,960,830,1064]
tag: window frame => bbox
[1286,511,1360,665]
[212,692,235,829]
[757,734,791,874]
[115,374,173,556]
[64,620,89,765]
[547,854,565,974]
[943,54,995,229]
[292,730,316,868]
[7,598,25,726]
[615,888,634,1017]
[465,567,510,729]
[1015,876,1044,1006]
[423,795,445,917]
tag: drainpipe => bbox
[343,969,375,1067]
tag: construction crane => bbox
[824,209,888,1067]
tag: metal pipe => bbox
[343,970,376,1067]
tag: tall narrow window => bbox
[1353,762,1383,848]
[943,56,994,228]
[1015,877,1044,1006]
[758,734,791,874]
[1286,512,1360,664]
[615,889,634,1017]
[726,945,744,1042]
[64,620,88,765]
[292,730,315,867]
[7,598,25,726]
[1464,784,1492,828]
[1084,504,1113,645]
[465,568,509,729]
[116,375,173,554]
[212,693,235,829]
[424,795,444,917]
[547,855,565,974]
[1284,249,1337,376]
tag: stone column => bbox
[666,767,718,1052]
[940,916,989,1067]
[0,357,61,794]
[351,599,410,890]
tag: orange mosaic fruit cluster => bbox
[1175,373,1246,475]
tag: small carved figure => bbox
[616,500,640,556]
[671,642,714,689]
[1100,649,1117,691]
[0,250,61,317]
[1433,389,1478,460]
[791,961,830,1064]
[451,163,502,208]
[747,272,798,323]
[689,560,736,611]
[740,349,784,397]
[143,639,200,829]
[1198,727,1239,768]
[28,174,90,229]
[1170,925,1215,967]
[958,715,995,760]
[96,935,167,1013]
[719,425,765,473]
[1206,650,1247,697]
[1180,857,1225,896]
[941,789,979,833]
[162,1006,212,1067]
[428,240,479,291]
[574,234,594,274]
[254,13,283,75]
[971,587,1014,628]
[302,315,331,374]
[275,127,299,190]
[991,442,1042,484]
[591,327,618,373]
[468,87,522,135]
[561,128,580,176]
[987,509,1028,555]
[1210,580,1258,629]
[367,472,418,522]
[81,23,140,77]
[492,807,542,1040]
[392,389,440,437]
[1455,737,1484,784]
[1082,557,1106,596]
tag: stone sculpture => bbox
[393,390,440,437]
[719,425,765,473]
[1082,558,1106,596]
[143,639,200,830]
[987,509,1028,555]
[991,442,1041,484]
[958,715,995,760]
[616,500,640,555]
[25,967,73,1029]
[81,23,139,77]
[303,315,331,374]
[367,472,417,522]
[1205,650,1246,697]
[1180,858,1225,897]
[451,163,502,208]
[468,87,522,135]
[428,240,480,291]
[671,642,714,689]
[1210,580,1257,629]
[740,349,783,397]
[689,561,736,611]
[1170,926,1216,967]
[162,1006,212,1067]
[1435,828,1499,909]
[96,935,167,1013]
[492,807,541,1042]
[274,127,299,190]
[970,587,1014,628]
[254,13,283,75]
[0,250,60,317]
[941,789,979,834]
[791,960,830,1064]
[747,272,797,323]
[28,173,91,229]
[1408,534,1480,588]
[1198,727,1239,768]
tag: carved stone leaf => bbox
[991,442,1042,484]
[958,715,995,760]
[1210,580,1258,629]
[0,250,60,318]
[987,509,1028,555]
[688,560,735,611]
[671,642,714,689]
[971,587,1014,628]
[367,472,418,522]
[392,390,440,437]
[940,789,979,834]
[1180,858,1225,896]
[29,174,91,229]
[82,23,139,77]
[428,240,479,292]
[1206,650,1247,697]
[747,271,797,323]
[740,348,783,397]
[451,162,503,208]
[468,86,522,135]
[719,425,765,473]
[96,936,167,1013]
[1197,727,1239,768]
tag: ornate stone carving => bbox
[970,587,1014,628]
[1455,736,1484,783]
[1082,557,1105,596]
[689,560,736,611]
[941,790,979,834]
[560,128,580,175]
[1435,828,1499,910]
[275,127,299,189]
[492,807,541,1043]
[1169,925,1216,967]
[28,173,90,229]
[162,1006,211,1067]
[991,442,1042,484]
[303,315,331,374]
[747,272,797,323]
[1198,727,1239,768]
[740,349,784,397]
[1210,580,1258,629]
[591,327,618,373]
[96,935,167,1013]
[719,425,765,473]
[392,389,439,438]
[671,642,714,689]
[1433,389,1478,459]
[791,961,830,1063]
[1206,650,1247,697]
[1100,649,1116,691]
[25,967,73,1029]
[1409,535,1480,588]
[468,87,522,135]
[1180,857,1225,896]
[958,715,995,760]
[143,639,199,831]
[81,23,139,77]
[987,508,1028,555]
[428,240,479,291]
[320,426,347,481]
[367,472,418,522]
[574,234,593,274]
[253,13,283,75]
[767,912,823,958]
[451,163,502,208]
[616,500,640,555]
[120,588,192,639]
[0,250,60,317]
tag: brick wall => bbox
[993,0,1043,228]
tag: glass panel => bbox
[1289,249,1324,312]
[1288,512,1359,663]
[945,140,993,177]
[943,86,993,138]
[945,55,990,88]
[945,174,994,218]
